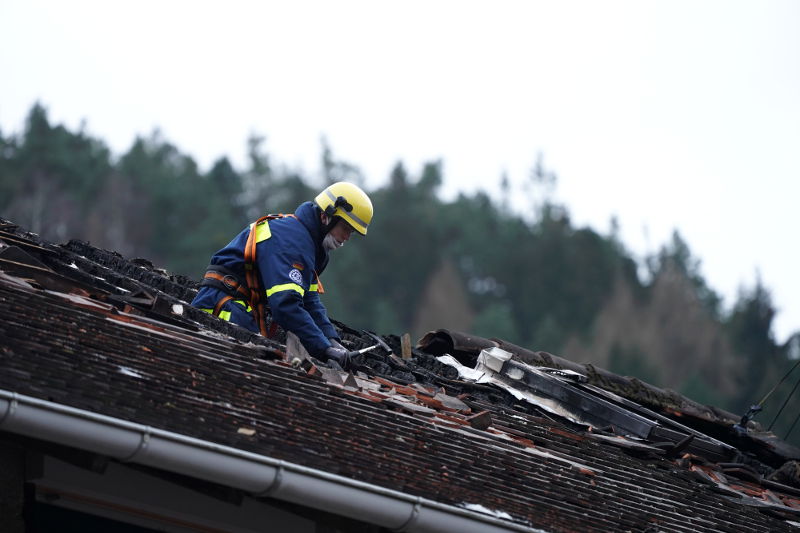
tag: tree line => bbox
[2,103,799,444]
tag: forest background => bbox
[2,103,799,445]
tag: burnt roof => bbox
[1,218,800,532]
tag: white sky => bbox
[2,1,799,342]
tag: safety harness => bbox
[200,214,298,337]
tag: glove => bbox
[328,338,345,351]
[324,345,352,370]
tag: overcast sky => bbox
[2,1,799,342]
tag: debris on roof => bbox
[1,217,800,532]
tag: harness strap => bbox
[208,213,301,337]
[245,216,270,336]
[212,295,235,317]
[202,270,250,300]
[243,213,299,337]
[314,271,325,294]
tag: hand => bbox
[324,345,352,369]
[328,338,345,351]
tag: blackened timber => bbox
[0,246,108,296]
[490,356,738,462]
[62,240,197,304]
[580,382,739,463]
[0,230,59,257]
[496,358,657,439]
[417,329,498,366]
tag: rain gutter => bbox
[0,390,545,533]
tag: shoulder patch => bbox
[288,268,303,285]
[292,262,305,271]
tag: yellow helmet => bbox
[314,182,374,236]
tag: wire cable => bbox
[756,358,800,410]
[785,410,800,441]
[735,358,800,434]
[768,371,800,431]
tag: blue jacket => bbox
[192,201,338,356]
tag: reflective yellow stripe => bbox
[199,300,250,322]
[233,300,252,312]
[309,283,319,292]
[266,283,305,297]
[249,220,272,243]
[200,308,233,321]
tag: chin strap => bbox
[321,213,340,236]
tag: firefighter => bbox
[192,182,373,368]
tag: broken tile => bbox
[384,398,435,417]
[466,411,493,431]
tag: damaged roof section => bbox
[419,329,800,468]
[439,348,738,462]
[0,222,286,347]
[1,218,800,531]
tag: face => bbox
[321,214,356,250]
[328,218,354,245]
